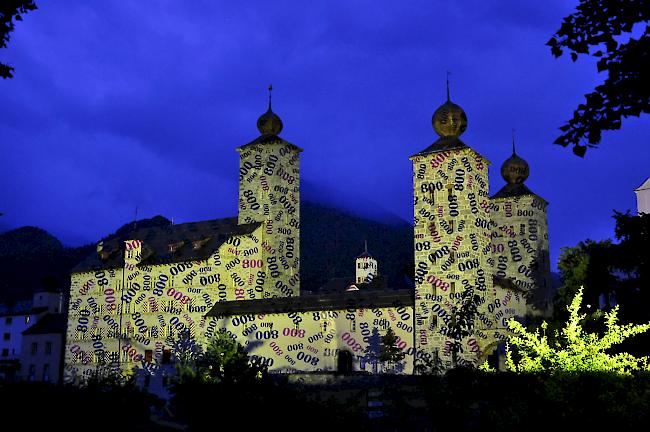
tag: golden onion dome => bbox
[257,85,283,136]
[501,135,530,184]
[432,100,467,138]
[432,77,467,138]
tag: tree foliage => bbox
[555,239,617,321]
[170,329,266,387]
[547,0,650,156]
[1,0,37,79]
[554,212,650,327]
[378,327,406,372]
[506,287,650,374]
[447,286,482,366]
[614,211,650,310]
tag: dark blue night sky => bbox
[1,1,648,270]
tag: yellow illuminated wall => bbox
[411,148,496,367]
[490,194,551,316]
[205,307,413,373]
[237,140,300,298]
[65,230,266,381]
[64,239,414,380]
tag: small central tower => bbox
[410,82,493,368]
[237,86,302,298]
[355,242,378,284]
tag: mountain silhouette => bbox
[0,203,413,304]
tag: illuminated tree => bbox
[547,0,650,156]
[505,287,650,374]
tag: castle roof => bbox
[490,183,547,203]
[237,134,303,153]
[635,175,650,192]
[22,313,66,335]
[206,288,413,317]
[410,136,468,158]
[72,217,262,273]
[237,86,303,153]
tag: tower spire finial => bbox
[268,84,273,110]
[446,71,451,101]
[512,128,516,155]
[364,239,368,254]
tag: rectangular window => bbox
[43,364,50,382]
[145,350,153,363]
[45,342,52,355]
[1,348,8,357]
[450,282,456,295]
[28,365,36,381]
[3,333,9,341]
[31,342,37,355]
[5,317,12,325]
[162,349,172,364]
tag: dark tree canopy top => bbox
[547,0,650,156]
[0,0,37,79]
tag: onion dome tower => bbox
[491,133,539,199]
[236,86,303,298]
[411,77,473,157]
[490,131,551,317]
[432,83,467,139]
[256,85,283,136]
[409,75,492,369]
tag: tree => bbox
[547,0,650,156]
[447,286,482,367]
[167,330,269,427]
[378,328,406,372]
[169,329,266,387]
[555,239,617,321]
[1,1,37,79]
[505,287,650,374]
[614,211,650,310]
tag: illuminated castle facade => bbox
[63,88,550,382]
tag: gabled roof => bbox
[635,176,650,192]
[72,217,262,273]
[22,313,67,335]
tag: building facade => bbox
[63,89,550,383]
[0,290,63,381]
[636,176,650,215]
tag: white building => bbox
[0,290,62,381]
[635,176,650,214]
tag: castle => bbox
[64,86,550,382]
